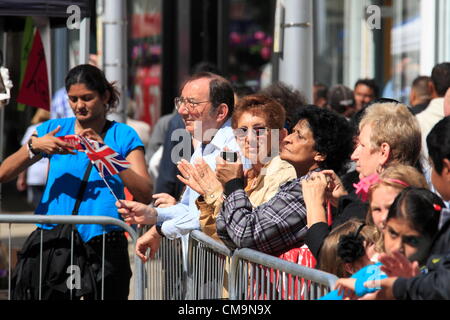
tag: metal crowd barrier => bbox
[0,216,338,301]
[141,230,337,300]
[0,214,143,300]
[186,230,233,299]
[142,230,185,300]
[229,248,338,300]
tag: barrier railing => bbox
[0,217,337,301]
[229,248,338,300]
[0,214,143,300]
[186,230,233,299]
[142,230,185,300]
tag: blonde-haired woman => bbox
[353,102,422,179]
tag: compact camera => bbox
[220,151,238,162]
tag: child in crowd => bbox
[317,165,427,278]
[318,219,379,278]
[361,116,450,300]
[321,187,442,299]
[365,165,428,231]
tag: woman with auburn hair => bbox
[175,94,298,298]
[177,94,296,241]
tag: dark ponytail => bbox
[65,64,120,112]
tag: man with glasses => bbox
[116,72,240,259]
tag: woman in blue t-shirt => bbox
[0,64,152,299]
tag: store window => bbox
[127,0,162,128]
[312,0,445,105]
[313,0,346,87]
[227,0,275,91]
[382,0,422,103]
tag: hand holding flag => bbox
[58,132,131,177]
[58,132,131,207]
[36,126,76,155]
[58,134,84,150]
[78,135,131,177]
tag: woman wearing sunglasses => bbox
[177,94,296,241]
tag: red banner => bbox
[17,30,50,110]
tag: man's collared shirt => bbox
[156,119,240,239]
[416,97,444,157]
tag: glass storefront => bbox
[127,0,162,128]
[384,0,422,103]
[227,0,275,91]
[123,0,449,119]
[312,0,449,105]
[313,0,346,87]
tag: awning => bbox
[0,0,93,30]
[0,0,92,17]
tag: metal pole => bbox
[103,0,127,123]
[79,17,90,65]
[0,29,6,213]
[53,28,68,92]
[278,0,314,103]
[217,0,229,75]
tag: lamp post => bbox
[277,0,314,103]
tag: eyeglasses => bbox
[234,127,269,139]
[174,97,210,111]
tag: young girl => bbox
[322,187,443,300]
[365,164,428,231]
[318,165,427,277]
[318,219,379,278]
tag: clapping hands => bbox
[177,158,223,196]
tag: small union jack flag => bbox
[58,135,84,150]
[78,135,131,177]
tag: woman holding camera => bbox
[176,94,296,241]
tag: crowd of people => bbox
[1,60,450,300]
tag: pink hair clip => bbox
[433,204,442,212]
[353,173,380,202]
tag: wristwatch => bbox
[27,134,40,159]
[155,224,165,238]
